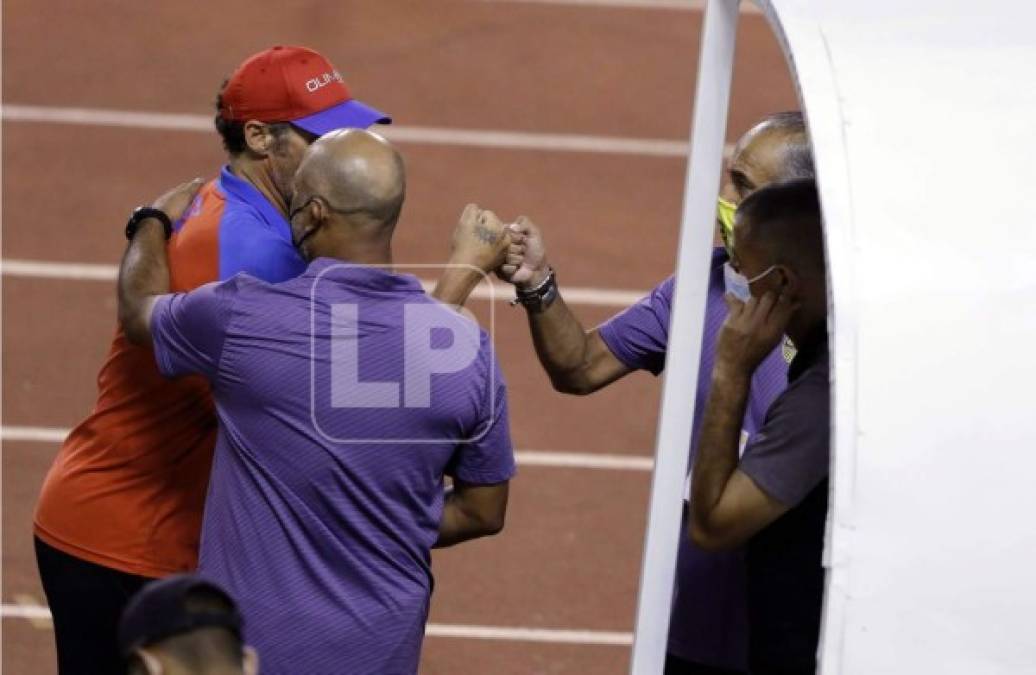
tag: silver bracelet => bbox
[511,268,558,312]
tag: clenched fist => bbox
[498,216,550,289]
[447,203,511,273]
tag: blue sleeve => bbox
[596,276,674,376]
[150,279,237,380]
[447,339,516,485]
[218,211,307,283]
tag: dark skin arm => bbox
[499,217,632,395]
[430,206,513,546]
[434,212,630,394]
[119,179,204,345]
[690,291,797,551]
[434,479,509,548]
[520,295,630,395]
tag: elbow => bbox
[469,504,506,538]
[117,287,149,346]
[549,372,597,396]
[689,526,724,552]
[689,518,738,553]
[478,511,506,537]
[120,312,150,346]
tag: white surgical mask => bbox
[723,262,776,302]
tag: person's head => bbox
[119,575,258,675]
[287,128,406,262]
[214,45,391,205]
[717,111,814,247]
[730,178,827,344]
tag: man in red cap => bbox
[32,46,395,674]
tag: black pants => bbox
[664,652,746,675]
[35,537,154,675]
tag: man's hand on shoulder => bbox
[151,178,205,224]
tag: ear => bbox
[243,645,260,675]
[775,264,801,296]
[243,120,273,156]
[309,197,329,223]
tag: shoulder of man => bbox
[766,356,829,419]
[182,273,249,307]
[739,357,830,499]
[652,275,676,306]
[593,275,675,376]
[170,179,225,233]
[216,198,283,239]
[216,205,304,283]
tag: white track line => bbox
[1,426,653,472]
[2,604,52,621]
[0,259,649,308]
[0,603,632,645]
[515,450,652,471]
[424,622,632,646]
[483,0,759,13]
[0,260,119,282]
[1,426,69,443]
[1,104,700,158]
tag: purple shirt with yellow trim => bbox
[597,248,788,671]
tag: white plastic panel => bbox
[629,2,741,673]
[759,1,1036,672]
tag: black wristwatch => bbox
[125,206,173,241]
[511,268,559,313]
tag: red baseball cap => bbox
[219,45,390,136]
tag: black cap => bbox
[118,574,243,657]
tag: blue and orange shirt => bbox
[34,167,305,578]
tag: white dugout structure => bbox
[630,1,1036,673]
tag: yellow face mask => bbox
[716,196,737,253]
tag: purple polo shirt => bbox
[597,248,788,671]
[150,258,515,675]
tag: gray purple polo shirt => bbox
[740,334,830,674]
[150,257,515,674]
[597,247,788,671]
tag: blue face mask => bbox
[723,262,776,302]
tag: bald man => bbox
[118,129,517,674]
[471,112,813,674]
